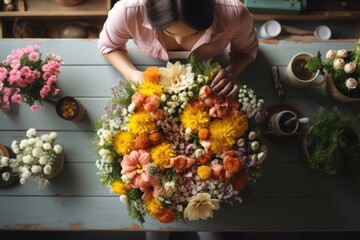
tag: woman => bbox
[98,0,258,98]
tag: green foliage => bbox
[189,54,221,80]
[305,107,360,176]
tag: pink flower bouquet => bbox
[94,57,267,224]
[0,44,63,111]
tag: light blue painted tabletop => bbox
[0,39,360,231]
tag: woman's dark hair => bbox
[145,0,214,31]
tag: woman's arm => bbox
[103,50,144,83]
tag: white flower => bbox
[119,195,128,203]
[128,102,135,113]
[194,149,205,159]
[53,144,62,154]
[256,152,267,165]
[31,165,42,174]
[248,131,257,140]
[159,61,195,94]
[336,49,348,58]
[237,138,245,147]
[184,127,192,141]
[19,139,28,149]
[26,128,36,138]
[325,49,337,60]
[22,155,33,164]
[251,141,259,151]
[42,142,51,150]
[345,78,358,90]
[43,165,52,175]
[39,156,48,165]
[184,192,220,221]
[49,131,58,140]
[2,172,10,181]
[0,156,9,167]
[344,62,356,74]
[333,58,345,69]
[32,147,43,157]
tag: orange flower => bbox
[198,154,211,165]
[135,135,151,149]
[156,208,176,223]
[231,172,248,191]
[144,66,161,83]
[198,128,210,140]
[222,150,243,178]
[165,155,195,173]
[149,131,163,145]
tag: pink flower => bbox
[52,88,60,96]
[345,78,358,90]
[333,58,345,69]
[140,177,162,200]
[143,95,160,112]
[325,49,337,60]
[344,62,356,74]
[198,85,212,100]
[10,93,22,103]
[46,75,57,85]
[121,149,150,188]
[0,67,8,81]
[40,85,51,98]
[150,109,165,121]
[28,52,40,62]
[30,105,41,112]
[131,92,146,109]
[336,49,348,58]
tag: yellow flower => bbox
[145,197,164,218]
[128,111,156,136]
[137,81,163,97]
[113,130,135,155]
[184,193,220,221]
[197,165,212,180]
[226,111,248,137]
[180,105,210,132]
[209,119,236,154]
[111,180,127,195]
[150,143,175,169]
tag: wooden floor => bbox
[1,231,360,240]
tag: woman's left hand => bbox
[210,69,239,98]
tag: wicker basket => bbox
[325,74,360,103]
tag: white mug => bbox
[285,52,320,88]
[258,20,282,39]
[268,110,309,136]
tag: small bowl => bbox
[56,96,86,122]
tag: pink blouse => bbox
[98,0,258,61]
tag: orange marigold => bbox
[149,131,163,145]
[144,66,161,84]
[223,157,243,174]
[135,135,151,149]
[198,128,210,140]
[155,208,176,223]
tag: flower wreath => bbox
[94,57,268,224]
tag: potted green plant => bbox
[301,106,360,176]
[305,39,360,102]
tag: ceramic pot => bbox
[55,0,84,6]
[45,151,65,180]
[325,74,360,103]
[56,96,86,122]
[285,52,320,88]
[0,144,10,170]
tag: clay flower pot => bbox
[325,74,360,103]
[45,151,65,180]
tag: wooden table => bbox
[1,39,360,231]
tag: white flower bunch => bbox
[238,85,265,121]
[1,128,63,188]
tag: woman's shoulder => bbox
[112,0,146,11]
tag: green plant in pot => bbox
[302,106,360,177]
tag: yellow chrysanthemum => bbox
[197,165,212,180]
[112,130,135,155]
[137,81,163,97]
[225,111,248,137]
[128,111,156,136]
[150,143,175,169]
[145,197,164,218]
[209,119,236,154]
[144,66,161,84]
[180,105,210,132]
[111,180,128,195]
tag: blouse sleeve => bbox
[229,5,259,60]
[98,1,132,55]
